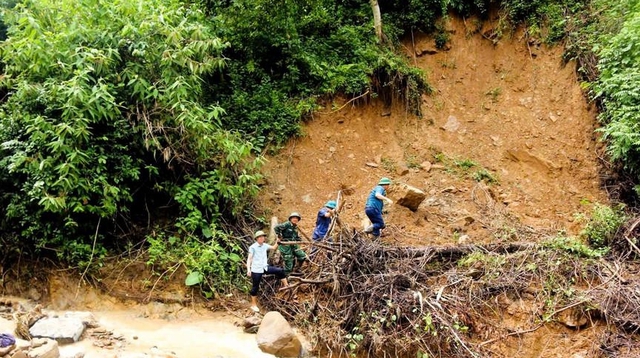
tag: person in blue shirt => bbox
[364,177,393,239]
[246,230,288,313]
[310,200,336,257]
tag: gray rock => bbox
[442,115,460,132]
[396,184,426,212]
[29,318,85,344]
[59,312,97,329]
[243,315,262,329]
[26,339,58,358]
[256,311,301,358]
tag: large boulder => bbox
[395,184,426,211]
[29,318,85,344]
[256,312,301,358]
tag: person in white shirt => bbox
[246,230,288,313]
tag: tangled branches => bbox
[254,217,640,358]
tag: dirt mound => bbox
[258,16,607,247]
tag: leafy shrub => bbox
[578,203,627,249]
[0,0,262,271]
[543,235,608,258]
[594,2,640,179]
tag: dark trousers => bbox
[365,206,385,236]
[250,266,286,296]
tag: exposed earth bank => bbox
[256,16,610,358]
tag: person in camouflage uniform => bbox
[274,212,307,275]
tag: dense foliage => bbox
[201,0,431,148]
[0,0,261,286]
[593,1,640,187]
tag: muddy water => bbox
[2,295,272,357]
[84,309,273,357]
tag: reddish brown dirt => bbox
[259,16,607,247]
[258,16,611,358]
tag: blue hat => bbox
[325,200,337,209]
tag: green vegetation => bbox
[0,0,638,300]
[578,203,627,249]
[0,0,261,283]
[592,1,640,184]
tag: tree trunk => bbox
[369,0,382,43]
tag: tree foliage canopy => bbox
[0,0,261,271]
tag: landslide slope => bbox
[259,16,607,247]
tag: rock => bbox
[243,315,262,329]
[431,164,445,170]
[256,311,301,358]
[457,235,469,244]
[504,149,558,173]
[58,345,84,358]
[14,340,30,350]
[29,317,85,344]
[59,312,97,329]
[10,351,27,358]
[26,339,58,358]
[420,161,432,172]
[519,97,533,109]
[557,308,588,328]
[0,317,15,334]
[30,340,46,349]
[441,186,457,193]
[442,115,460,132]
[0,346,13,357]
[395,164,409,176]
[243,326,259,334]
[365,162,379,168]
[395,184,426,212]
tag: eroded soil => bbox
[257,16,610,357]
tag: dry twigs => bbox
[256,220,640,357]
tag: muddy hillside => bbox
[259,16,607,246]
